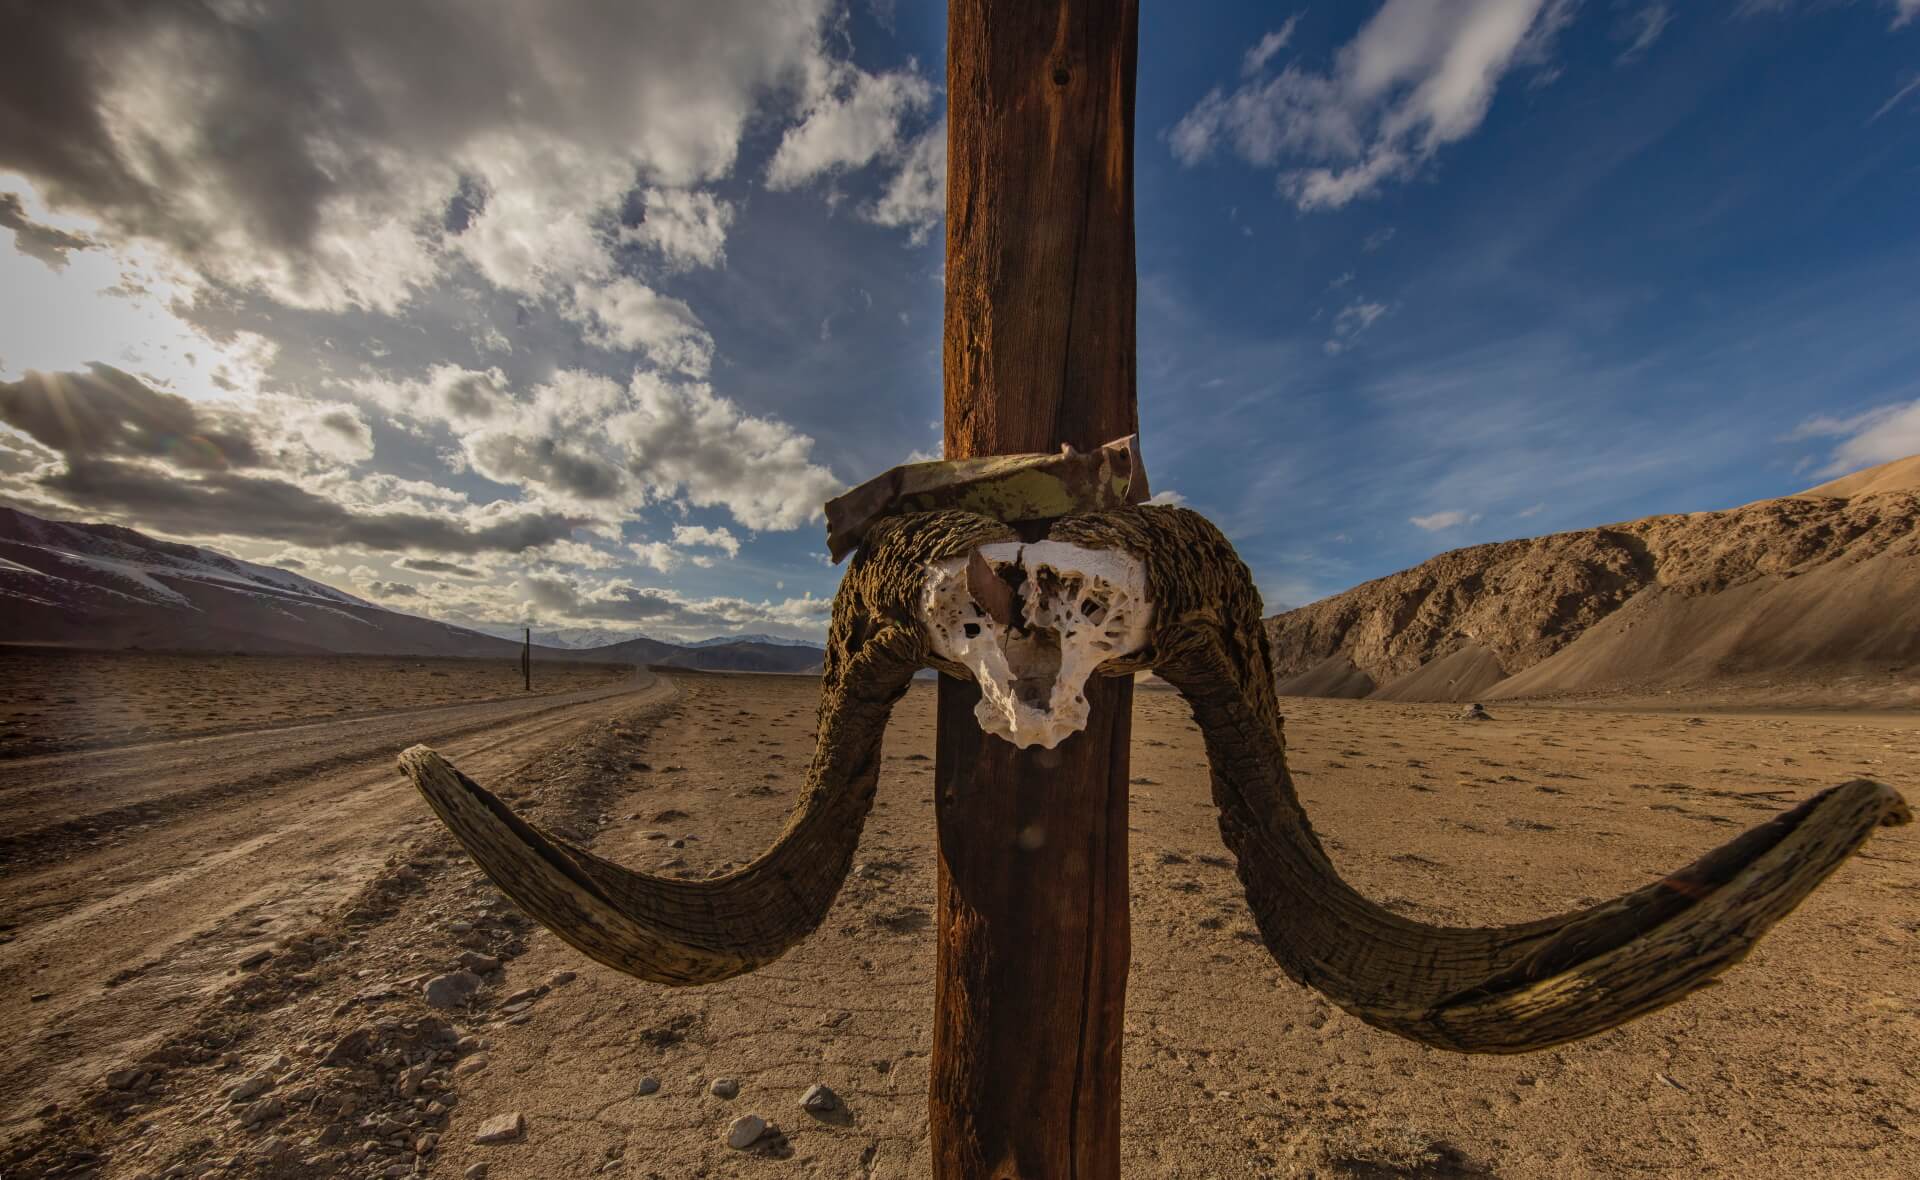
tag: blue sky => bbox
[1,0,1917,638]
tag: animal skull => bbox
[921,540,1151,748]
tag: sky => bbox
[1,0,1917,641]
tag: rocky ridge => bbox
[1265,455,1920,705]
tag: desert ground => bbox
[2,656,1916,1179]
[0,648,633,762]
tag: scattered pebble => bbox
[709,1077,740,1099]
[423,970,482,1009]
[725,1114,767,1149]
[229,1075,271,1103]
[471,1112,525,1145]
[457,951,501,974]
[236,948,273,969]
[547,970,576,987]
[635,1076,660,1096]
[1460,702,1492,721]
[454,1054,490,1078]
[800,1083,839,1113]
[465,1165,490,1180]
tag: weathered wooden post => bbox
[932,1,1139,1174]
[522,626,531,692]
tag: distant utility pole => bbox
[522,627,531,692]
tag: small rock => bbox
[106,1068,144,1090]
[501,988,541,1006]
[800,1083,839,1113]
[471,1112,524,1145]
[635,1076,660,1096]
[1459,702,1492,722]
[709,1077,740,1099]
[725,1114,767,1149]
[397,1063,431,1097]
[29,991,51,1002]
[547,971,576,987]
[457,951,501,974]
[236,948,272,969]
[229,1075,271,1102]
[323,1028,374,1065]
[453,1054,490,1078]
[423,971,483,1009]
[446,920,474,934]
[464,1165,490,1180]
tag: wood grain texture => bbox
[934,1,1140,1176]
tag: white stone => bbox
[725,1114,767,1149]
[922,541,1151,749]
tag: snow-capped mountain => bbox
[0,506,826,671]
[0,506,517,656]
[683,633,820,649]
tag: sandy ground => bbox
[0,648,631,761]
[2,667,1915,1178]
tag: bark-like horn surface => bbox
[1049,507,1911,1053]
[400,510,1016,985]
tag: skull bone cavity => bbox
[921,540,1152,749]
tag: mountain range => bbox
[0,506,823,673]
[1264,455,1920,708]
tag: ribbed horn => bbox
[1051,506,1912,1053]
[400,510,1017,986]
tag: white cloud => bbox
[2,1,853,312]
[766,63,935,189]
[360,366,841,534]
[519,571,833,637]
[865,120,946,243]
[564,277,714,376]
[1243,15,1305,77]
[0,177,279,392]
[1898,0,1920,29]
[1789,399,1920,476]
[1145,489,1187,506]
[672,523,742,557]
[1870,74,1920,123]
[621,189,736,272]
[355,365,511,426]
[627,540,682,572]
[1324,298,1389,354]
[1170,0,1575,210]
[1410,509,1481,531]
[1616,4,1673,65]
[614,372,843,531]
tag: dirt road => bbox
[0,669,668,1136]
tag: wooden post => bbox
[932,2,1139,1176]
[522,627,531,692]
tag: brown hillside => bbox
[1265,455,1920,705]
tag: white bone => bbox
[921,540,1152,749]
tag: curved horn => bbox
[401,510,1016,986]
[1052,507,1911,1053]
